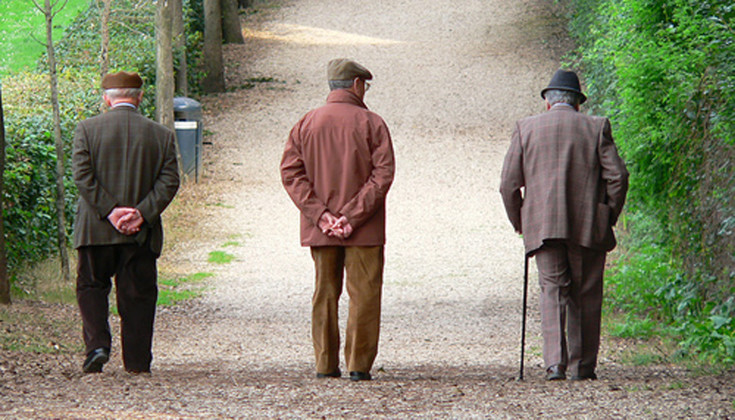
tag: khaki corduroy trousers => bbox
[310,246,384,375]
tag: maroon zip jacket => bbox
[281,89,395,247]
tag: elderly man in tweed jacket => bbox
[500,70,628,381]
[72,71,179,374]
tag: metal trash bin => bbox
[173,97,203,182]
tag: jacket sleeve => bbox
[598,118,629,225]
[72,122,118,219]
[280,120,329,227]
[338,120,395,229]
[499,122,524,233]
[136,130,181,223]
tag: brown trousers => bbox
[310,246,384,374]
[76,244,158,372]
[534,240,606,377]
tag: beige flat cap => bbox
[327,58,373,81]
[101,71,143,89]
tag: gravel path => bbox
[2,0,734,418]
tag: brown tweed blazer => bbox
[500,106,629,254]
[72,106,180,256]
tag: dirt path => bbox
[2,0,734,418]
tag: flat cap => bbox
[101,71,143,89]
[327,58,373,81]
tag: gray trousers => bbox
[534,240,606,377]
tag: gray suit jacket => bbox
[500,106,629,254]
[72,106,180,256]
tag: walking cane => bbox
[519,252,529,381]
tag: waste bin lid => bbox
[173,97,201,110]
[173,97,202,121]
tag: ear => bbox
[352,77,361,90]
[103,94,112,107]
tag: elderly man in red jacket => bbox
[281,59,395,381]
[500,70,628,381]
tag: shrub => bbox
[567,0,734,366]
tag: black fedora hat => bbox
[541,69,587,104]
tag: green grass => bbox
[0,0,90,75]
[208,250,235,264]
[157,272,213,307]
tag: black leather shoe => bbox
[545,365,566,381]
[571,372,597,381]
[349,371,371,381]
[316,369,341,379]
[83,348,109,373]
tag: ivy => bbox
[567,0,734,365]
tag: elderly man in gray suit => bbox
[500,70,628,381]
[72,71,180,374]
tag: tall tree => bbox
[0,83,9,304]
[33,0,71,282]
[99,0,111,78]
[221,0,244,44]
[156,0,175,130]
[202,0,225,92]
[99,0,112,112]
[172,0,188,96]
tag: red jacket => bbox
[281,89,395,246]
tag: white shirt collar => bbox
[112,102,137,109]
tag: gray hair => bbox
[328,79,354,91]
[104,88,142,100]
[544,89,582,107]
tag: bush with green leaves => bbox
[566,0,734,366]
[3,0,206,279]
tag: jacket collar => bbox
[549,103,577,113]
[326,89,368,109]
[108,105,139,114]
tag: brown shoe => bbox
[545,365,566,381]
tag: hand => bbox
[331,216,353,239]
[318,211,340,236]
[117,208,144,235]
[107,207,143,235]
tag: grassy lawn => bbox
[0,0,90,76]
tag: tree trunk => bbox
[202,0,225,93]
[156,0,175,131]
[221,0,244,44]
[40,0,71,283]
[100,0,111,77]
[99,0,111,111]
[172,0,188,96]
[0,83,9,304]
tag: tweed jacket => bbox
[72,106,180,256]
[281,89,395,247]
[500,105,629,254]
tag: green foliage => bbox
[0,0,90,75]
[2,72,97,269]
[568,0,735,366]
[2,0,208,278]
